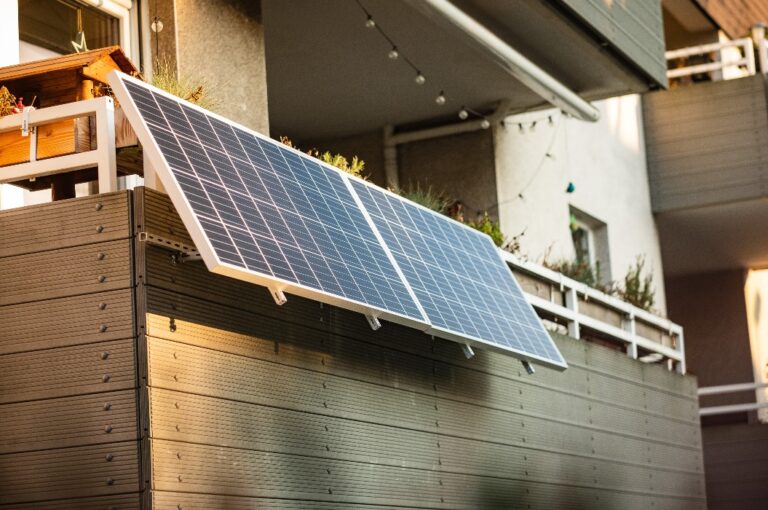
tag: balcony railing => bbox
[666,37,756,80]
[698,381,768,417]
[502,252,685,374]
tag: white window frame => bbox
[571,216,597,268]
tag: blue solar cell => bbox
[114,75,427,328]
[349,179,567,369]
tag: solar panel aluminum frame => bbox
[108,71,431,332]
[346,175,568,371]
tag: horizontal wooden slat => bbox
[0,338,136,404]
[2,493,141,510]
[0,441,140,505]
[0,238,132,306]
[0,191,131,258]
[0,389,138,454]
[149,387,703,496]
[146,335,702,473]
[150,439,702,509]
[0,289,134,355]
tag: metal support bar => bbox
[365,315,382,331]
[138,231,202,267]
[270,288,288,306]
[522,360,535,375]
[461,344,475,359]
[700,401,768,417]
[698,381,768,396]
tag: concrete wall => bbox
[495,95,667,312]
[174,0,269,134]
[665,270,754,408]
[310,129,498,221]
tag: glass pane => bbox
[571,226,591,263]
[19,0,119,55]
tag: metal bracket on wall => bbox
[270,288,288,306]
[522,360,535,375]
[365,314,382,331]
[461,344,475,359]
[138,231,202,262]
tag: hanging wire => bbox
[355,0,423,76]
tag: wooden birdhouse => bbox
[0,46,141,198]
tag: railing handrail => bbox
[665,37,755,80]
[698,381,768,417]
[500,251,686,374]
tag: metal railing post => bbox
[624,313,638,359]
[564,284,580,340]
[753,23,767,73]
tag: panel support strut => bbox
[270,288,288,306]
[365,315,382,331]
[461,344,475,359]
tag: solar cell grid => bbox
[115,75,428,327]
[349,178,567,369]
[111,71,566,370]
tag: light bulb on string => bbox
[435,91,446,105]
[151,17,163,33]
[458,107,469,120]
[365,16,376,28]
[388,47,399,60]
[480,119,491,129]
[414,72,426,85]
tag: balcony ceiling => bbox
[657,199,768,276]
[263,0,658,141]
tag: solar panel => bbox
[349,179,567,370]
[109,72,429,330]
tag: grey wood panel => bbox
[0,239,132,306]
[0,441,140,505]
[133,187,194,246]
[558,0,667,86]
[148,387,703,497]
[151,489,702,510]
[150,439,703,509]
[146,335,703,474]
[0,191,131,258]
[0,288,134,355]
[0,389,138,454]
[0,338,136,404]
[643,75,768,212]
[2,494,141,510]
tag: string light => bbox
[458,107,469,120]
[480,119,491,129]
[388,47,399,60]
[435,91,446,105]
[414,72,426,85]
[365,16,376,29]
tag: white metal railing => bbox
[501,252,686,374]
[666,37,755,80]
[698,382,768,416]
[0,97,117,194]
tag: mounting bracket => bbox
[365,315,382,331]
[138,231,202,262]
[270,288,288,306]
[461,344,475,359]
[522,360,535,375]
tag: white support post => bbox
[753,23,768,74]
[744,38,757,76]
[565,286,580,340]
[624,313,638,359]
[676,330,686,375]
[142,148,165,192]
[95,97,117,193]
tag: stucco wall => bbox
[495,95,667,312]
[175,0,269,134]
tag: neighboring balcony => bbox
[643,36,768,275]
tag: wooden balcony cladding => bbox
[0,192,141,508]
[643,75,768,212]
[694,0,768,39]
[137,187,706,509]
[559,0,667,87]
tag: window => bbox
[569,206,611,283]
[19,0,120,56]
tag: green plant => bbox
[279,136,367,179]
[0,86,17,117]
[394,182,450,213]
[467,212,505,247]
[619,255,655,311]
[151,59,220,112]
[544,258,602,288]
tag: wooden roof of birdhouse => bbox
[0,46,140,84]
